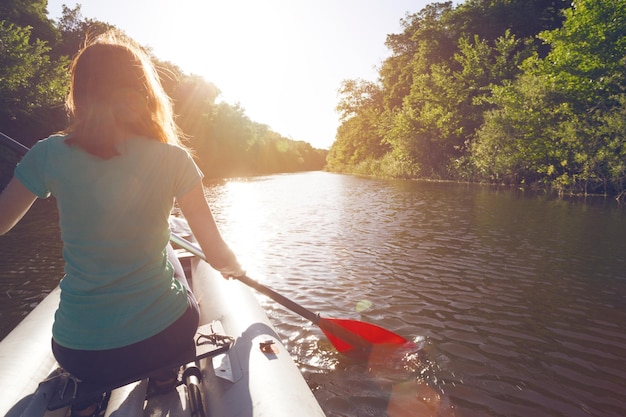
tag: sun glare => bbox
[167,4,293,103]
[149,0,331,144]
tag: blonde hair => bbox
[64,30,185,158]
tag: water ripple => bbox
[205,173,626,417]
[2,172,626,417]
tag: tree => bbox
[470,66,563,185]
[52,4,112,61]
[538,0,626,112]
[0,22,68,141]
[327,0,575,182]
[0,0,57,45]
[539,0,626,194]
[383,22,529,177]
[472,0,626,194]
[380,2,457,113]
[449,0,569,55]
[327,79,388,171]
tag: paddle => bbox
[0,131,30,154]
[169,232,409,356]
[0,132,30,192]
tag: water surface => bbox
[1,172,625,417]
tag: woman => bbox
[0,31,244,416]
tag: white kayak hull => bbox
[0,257,326,417]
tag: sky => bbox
[46,0,440,149]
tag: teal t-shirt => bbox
[14,135,202,350]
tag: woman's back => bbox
[15,135,201,350]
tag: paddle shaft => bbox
[0,132,29,156]
[169,232,321,324]
[170,234,408,354]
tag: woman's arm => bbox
[176,182,244,276]
[0,177,38,235]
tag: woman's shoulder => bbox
[27,134,69,155]
[37,134,68,145]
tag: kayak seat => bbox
[44,321,233,411]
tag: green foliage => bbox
[538,0,626,110]
[472,0,626,194]
[0,0,57,45]
[471,69,563,184]
[0,21,68,139]
[384,32,530,178]
[333,0,563,180]
[185,101,326,178]
[450,0,568,55]
[327,79,389,171]
[380,2,457,111]
[328,0,625,196]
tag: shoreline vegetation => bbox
[1,1,625,200]
[326,0,626,200]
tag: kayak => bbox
[0,232,327,417]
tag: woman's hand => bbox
[219,263,246,279]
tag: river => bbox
[1,171,625,417]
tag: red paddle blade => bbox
[318,317,408,354]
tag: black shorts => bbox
[52,292,199,385]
